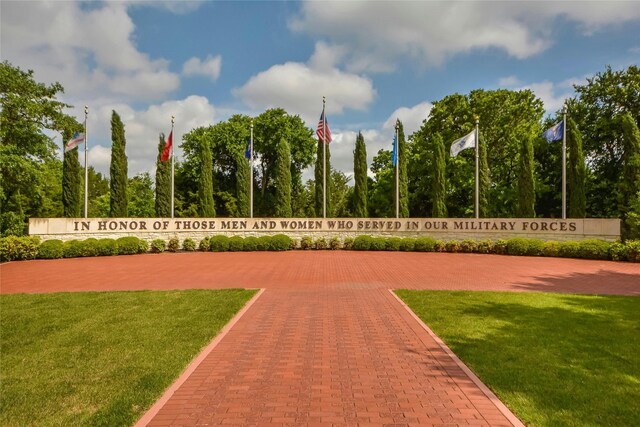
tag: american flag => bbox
[316,110,332,144]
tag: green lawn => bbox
[395,290,640,427]
[0,289,257,427]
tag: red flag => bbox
[161,130,173,162]
[316,111,332,144]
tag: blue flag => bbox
[244,139,252,160]
[544,120,564,142]
[392,133,398,167]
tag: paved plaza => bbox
[2,252,638,426]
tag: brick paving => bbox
[2,252,638,426]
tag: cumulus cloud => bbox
[182,55,222,81]
[383,102,433,135]
[499,77,577,114]
[76,96,217,177]
[289,1,640,72]
[1,1,180,102]
[234,42,376,124]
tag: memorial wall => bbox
[30,217,621,243]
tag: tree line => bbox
[1,61,639,239]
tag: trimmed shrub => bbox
[38,240,64,259]
[501,238,546,256]
[229,236,244,251]
[96,238,118,256]
[0,236,40,262]
[608,242,628,261]
[352,235,373,251]
[209,235,230,252]
[289,238,298,250]
[385,237,402,251]
[150,239,166,253]
[137,239,149,254]
[168,237,180,252]
[81,238,99,257]
[477,240,493,254]
[116,237,141,255]
[400,238,416,251]
[182,238,196,251]
[257,236,270,251]
[243,236,258,251]
[577,239,610,260]
[625,240,640,262]
[459,240,478,253]
[444,240,460,253]
[543,241,561,257]
[494,239,508,255]
[558,241,581,258]
[369,237,386,251]
[315,237,327,250]
[343,237,354,250]
[199,237,210,251]
[300,236,313,250]
[329,237,341,250]
[434,240,446,252]
[271,234,291,251]
[414,237,436,252]
[63,240,85,258]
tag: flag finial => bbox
[474,115,479,125]
[171,115,175,125]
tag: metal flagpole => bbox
[395,122,399,218]
[250,120,254,218]
[562,106,567,219]
[84,106,88,218]
[475,116,479,219]
[323,96,327,219]
[171,115,175,218]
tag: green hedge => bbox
[4,235,639,263]
[38,239,64,259]
[0,236,40,262]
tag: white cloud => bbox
[1,1,180,101]
[182,55,222,81]
[499,76,576,114]
[234,42,376,124]
[74,96,216,177]
[290,2,640,72]
[498,76,523,87]
[383,102,433,135]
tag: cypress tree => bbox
[109,110,128,217]
[62,129,82,217]
[198,138,216,217]
[155,133,171,217]
[567,117,586,218]
[397,120,410,217]
[274,137,292,217]
[236,152,251,217]
[353,132,368,217]
[618,112,640,239]
[479,131,489,218]
[431,133,447,218]
[314,139,331,217]
[517,134,536,217]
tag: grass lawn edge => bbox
[134,288,265,426]
[389,289,526,427]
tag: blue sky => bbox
[2,1,639,179]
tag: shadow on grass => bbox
[512,269,640,296]
[396,290,640,426]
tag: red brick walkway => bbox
[2,252,638,426]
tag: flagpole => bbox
[395,122,399,219]
[562,105,567,219]
[84,106,88,218]
[250,120,254,218]
[475,116,479,219]
[171,115,175,219]
[323,96,327,219]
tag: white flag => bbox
[449,130,475,157]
